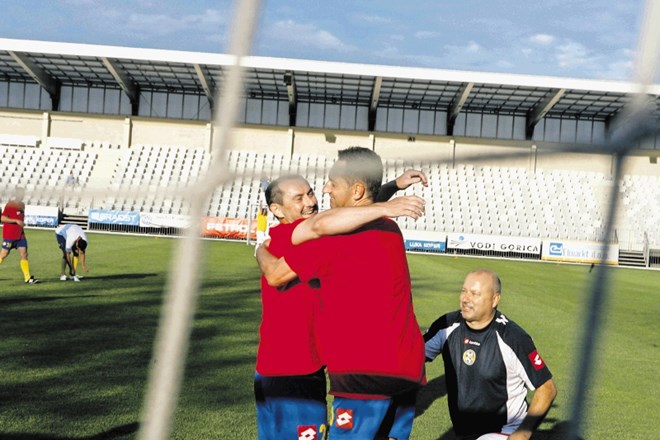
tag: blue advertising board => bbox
[88,209,140,226]
[405,239,446,253]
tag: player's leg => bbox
[71,251,81,281]
[0,245,9,264]
[377,388,419,440]
[329,396,390,439]
[17,242,38,283]
[254,369,327,440]
[56,234,73,280]
[60,253,71,281]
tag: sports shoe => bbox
[25,276,40,284]
[60,275,67,281]
[72,276,80,282]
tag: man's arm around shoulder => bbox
[255,241,297,287]
[291,195,425,245]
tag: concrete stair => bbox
[618,250,646,267]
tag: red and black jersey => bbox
[256,218,323,376]
[424,310,553,437]
[2,201,26,241]
[284,217,426,398]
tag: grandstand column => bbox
[41,111,50,141]
[205,123,213,153]
[530,144,538,172]
[287,128,294,158]
[123,117,132,148]
[369,133,375,150]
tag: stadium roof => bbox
[1,38,659,137]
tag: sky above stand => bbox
[1,0,653,81]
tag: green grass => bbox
[1,229,659,439]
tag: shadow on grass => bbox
[430,415,582,440]
[0,295,103,305]
[415,374,447,417]
[0,271,263,437]
[81,273,159,281]
[0,422,139,439]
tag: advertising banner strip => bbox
[447,232,542,255]
[89,209,140,226]
[23,205,59,227]
[405,239,447,253]
[140,212,191,229]
[201,217,257,239]
[541,240,619,265]
[24,215,58,227]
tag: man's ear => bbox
[269,203,283,219]
[352,182,366,201]
[492,292,501,309]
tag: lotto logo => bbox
[297,425,318,440]
[335,408,354,429]
[528,350,545,370]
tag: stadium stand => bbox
[1,141,653,244]
[2,139,658,252]
[0,144,96,210]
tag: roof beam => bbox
[102,57,139,114]
[283,71,297,127]
[447,82,473,136]
[8,50,60,110]
[193,63,215,111]
[368,76,382,132]
[526,88,566,139]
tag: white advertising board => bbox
[140,212,191,229]
[541,240,619,265]
[447,233,542,255]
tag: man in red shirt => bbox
[257,148,427,439]
[1,188,40,284]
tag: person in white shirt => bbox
[55,224,89,282]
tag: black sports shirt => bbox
[424,310,552,438]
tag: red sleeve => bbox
[283,235,334,282]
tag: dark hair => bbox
[75,239,88,254]
[333,147,383,200]
[265,174,307,206]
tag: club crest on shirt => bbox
[463,349,476,366]
[335,408,354,429]
[297,425,318,440]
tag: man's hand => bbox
[15,219,25,227]
[510,378,557,440]
[395,169,428,190]
[378,196,426,220]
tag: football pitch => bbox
[1,229,658,439]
